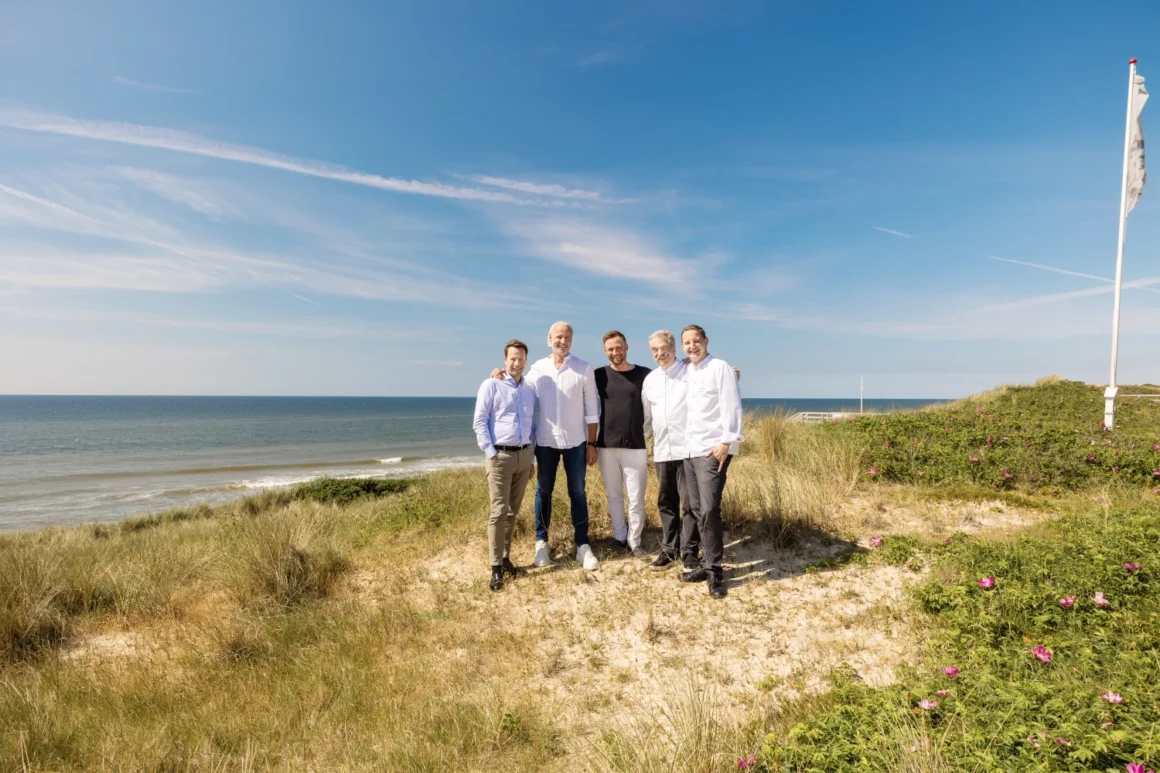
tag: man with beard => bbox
[593,331,651,560]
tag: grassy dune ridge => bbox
[1,379,1158,771]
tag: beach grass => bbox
[1,379,1158,771]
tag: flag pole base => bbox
[1103,386,1119,431]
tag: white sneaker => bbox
[534,540,551,568]
[577,544,600,571]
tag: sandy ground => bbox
[60,492,1048,761]
[414,527,922,747]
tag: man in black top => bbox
[594,330,652,560]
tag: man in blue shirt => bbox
[472,339,537,592]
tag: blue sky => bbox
[2,0,1159,398]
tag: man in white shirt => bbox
[641,329,701,571]
[472,339,537,592]
[679,324,744,599]
[525,322,601,571]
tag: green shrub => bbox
[291,476,412,505]
[826,380,1160,492]
[759,505,1160,771]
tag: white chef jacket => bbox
[684,353,743,456]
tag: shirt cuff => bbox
[585,415,600,424]
[720,431,744,444]
[484,445,497,459]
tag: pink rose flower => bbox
[978,577,995,589]
[1033,645,1052,663]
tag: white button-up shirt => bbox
[684,353,744,456]
[472,375,537,458]
[641,361,690,462]
[526,354,600,450]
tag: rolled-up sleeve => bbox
[717,362,744,444]
[473,380,497,458]
[583,363,600,425]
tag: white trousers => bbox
[597,447,648,548]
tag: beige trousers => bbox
[486,446,534,567]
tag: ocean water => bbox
[0,395,940,531]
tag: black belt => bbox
[495,444,530,452]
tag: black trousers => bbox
[682,454,733,573]
[654,459,701,560]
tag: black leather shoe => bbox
[611,539,629,551]
[682,555,699,571]
[502,558,524,578]
[680,567,708,583]
[650,553,676,571]
[708,571,727,599]
[489,566,504,592]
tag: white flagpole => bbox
[1104,58,1139,431]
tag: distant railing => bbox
[789,411,855,423]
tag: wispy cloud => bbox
[576,50,620,67]
[873,226,912,238]
[964,277,1160,315]
[117,166,243,220]
[456,174,610,202]
[989,255,1160,294]
[111,76,193,94]
[0,177,539,309]
[505,218,702,288]
[0,304,443,340]
[0,107,576,207]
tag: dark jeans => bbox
[534,442,590,547]
[654,459,700,560]
[682,454,733,573]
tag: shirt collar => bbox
[690,353,714,371]
[662,360,684,376]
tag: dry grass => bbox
[721,411,862,545]
[235,506,350,607]
[587,678,760,773]
[0,415,942,771]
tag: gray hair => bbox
[648,329,676,349]
[548,321,573,335]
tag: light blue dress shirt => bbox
[472,375,537,458]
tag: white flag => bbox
[1127,72,1148,213]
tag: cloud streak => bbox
[457,174,608,201]
[117,167,244,220]
[989,255,1160,294]
[505,218,701,289]
[111,76,193,94]
[0,107,577,208]
[873,226,912,238]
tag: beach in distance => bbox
[0,395,942,531]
